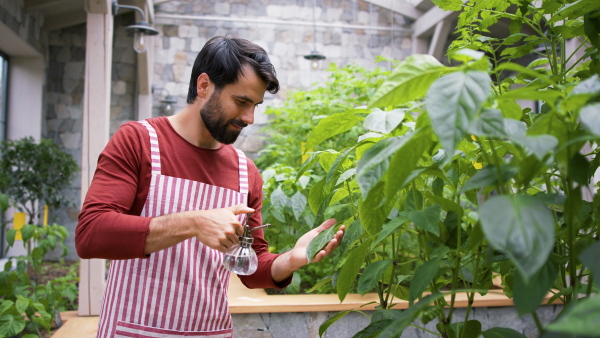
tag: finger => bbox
[230,204,255,216]
[314,218,337,232]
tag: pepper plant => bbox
[297,0,600,336]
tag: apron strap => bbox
[138,120,162,176]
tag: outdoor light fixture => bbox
[112,0,159,53]
[304,0,326,70]
[153,86,177,115]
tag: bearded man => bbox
[76,36,344,338]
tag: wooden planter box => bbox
[54,277,563,337]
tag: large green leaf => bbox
[384,128,433,200]
[562,75,600,112]
[376,293,447,338]
[548,0,600,24]
[363,108,405,134]
[308,178,327,214]
[357,259,392,295]
[426,70,492,158]
[482,328,527,338]
[579,241,600,286]
[357,136,405,198]
[372,213,409,248]
[513,259,558,315]
[369,54,448,108]
[358,182,393,236]
[408,204,442,236]
[520,135,559,160]
[319,310,352,337]
[0,314,26,337]
[305,111,364,150]
[546,295,600,335]
[580,103,600,136]
[449,320,482,338]
[337,240,372,302]
[467,109,507,138]
[409,252,446,304]
[306,226,336,262]
[460,165,518,193]
[480,195,555,280]
[291,191,307,221]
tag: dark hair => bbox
[187,36,280,104]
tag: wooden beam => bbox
[84,0,111,14]
[364,0,423,20]
[79,0,112,316]
[428,19,454,60]
[43,10,87,31]
[414,2,462,38]
[25,0,76,11]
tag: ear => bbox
[196,73,211,99]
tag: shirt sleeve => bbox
[75,122,152,259]
[237,160,292,289]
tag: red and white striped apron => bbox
[97,120,249,338]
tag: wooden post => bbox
[79,0,113,316]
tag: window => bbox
[0,51,7,141]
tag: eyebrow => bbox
[233,94,263,105]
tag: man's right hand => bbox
[193,204,254,252]
[144,204,254,255]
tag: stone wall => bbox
[232,305,563,338]
[0,0,47,56]
[44,14,136,260]
[151,0,412,158]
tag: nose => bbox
[240,106,255,125]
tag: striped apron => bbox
[97,120,249,338]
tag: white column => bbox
[79,0,113,316]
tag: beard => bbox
[200,92,248,145]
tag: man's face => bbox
[200,91,246,144]
[199,65,267,145]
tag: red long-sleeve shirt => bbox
[76,116,288,289]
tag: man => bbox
[76,36,344,337]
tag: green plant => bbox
[0,137,78,224]
[295,1,600,336]
[0,224,77,337]
[258,63,393,293]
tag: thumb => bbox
[230,204,255,215]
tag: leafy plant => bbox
[0,137,78,224]
[287,0,599,336]
[258,63,393,293]
[0,224,77,337]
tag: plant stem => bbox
[487,139,506,194]
[409,324,444,337]
[532,310,543,334]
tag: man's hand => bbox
[271,219,345,282]
[193,204,254,252]
[145,204,254,255]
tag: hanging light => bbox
[153,86,177,115]
[112,0,159,54]
[304,0,326,69]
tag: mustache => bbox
[230,119,248,128]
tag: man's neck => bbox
[168,106,221,149]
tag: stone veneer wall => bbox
[44,14,136,260]
[0,0,47,56]
[232,304,562,338]
[151,0,413,159]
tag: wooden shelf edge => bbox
[228,279,564,313]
